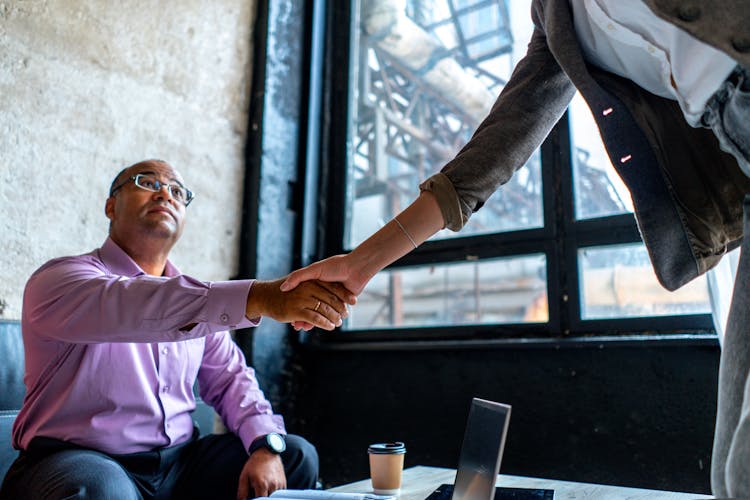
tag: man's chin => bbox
[142,221,179,240]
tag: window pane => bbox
[578,244,711,319]
[345,0,540,249]
[345,254,548,330]
[569,93,634,220]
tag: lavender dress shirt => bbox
[12,237,285,455]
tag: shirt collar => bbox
[98,237,180,278]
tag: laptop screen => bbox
[451,398,511,500]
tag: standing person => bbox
[280,1,750,496]
[0,159,355,500]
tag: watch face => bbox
[268,433,286,453]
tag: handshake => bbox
[245,253,365,332]
[245,195,442,331]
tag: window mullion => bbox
[542,113,575,336]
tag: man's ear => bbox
[105,197,115,221]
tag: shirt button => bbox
[677,4,701,22]
[163,386,170,393]
[732,37,750,54]
[161,347,168,355]
[220,313,229,324]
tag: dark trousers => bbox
[0,431,318,499]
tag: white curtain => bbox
[708,248,741,347]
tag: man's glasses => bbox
[110,174,194,206]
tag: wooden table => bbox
[328,466,713,499]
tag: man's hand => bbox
[279,255,367,332]
[246,277,356,331]
[237,449,286,500]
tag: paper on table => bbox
[256,489,395,500]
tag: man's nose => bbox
[152,185,174,202]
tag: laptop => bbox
[425,398,553,500]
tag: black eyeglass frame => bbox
[109,174,195,206]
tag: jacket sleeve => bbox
[421,2,577,230]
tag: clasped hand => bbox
[279,254,365,332]
[246,277,356,331]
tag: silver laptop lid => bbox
[451,398,512,500]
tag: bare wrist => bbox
[347,250,377,287]
[246,280,271,319]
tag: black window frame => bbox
[298,0,715,345]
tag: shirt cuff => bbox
[419,172,466,231]
[237,414,287,453]
[205,280,258,328]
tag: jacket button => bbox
[731,37,750,53]
[677,5,701,22]
[220,313,229,324]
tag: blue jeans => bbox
[706,66,750,498]
[711,196,750,498]
[702,65,750,177]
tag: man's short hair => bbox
[108,159,168,197]
[108,168,129,197]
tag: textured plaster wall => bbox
[0,0,256,319]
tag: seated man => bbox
[0,159,355,500]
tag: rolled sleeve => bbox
[420,173,466,231]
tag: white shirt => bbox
[569,0,737,125]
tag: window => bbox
[578,244,710,320]
[347,254,548,329]
[313,0,713,339]
[345,0,542,249]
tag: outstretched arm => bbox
[282,4,575,325]
[247,277,356,331]
[281,191,444,298]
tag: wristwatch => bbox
[248,432,286,455]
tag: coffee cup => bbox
[368,442,406,495]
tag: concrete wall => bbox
[0,0,256,319]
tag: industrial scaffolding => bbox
[348,0,632,329]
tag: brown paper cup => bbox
[368,442,406,495]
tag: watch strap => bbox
[248,433,285,455]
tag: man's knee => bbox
[283,435,319,489]
[4,450,140,500]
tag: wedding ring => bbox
[313,300,321,312]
